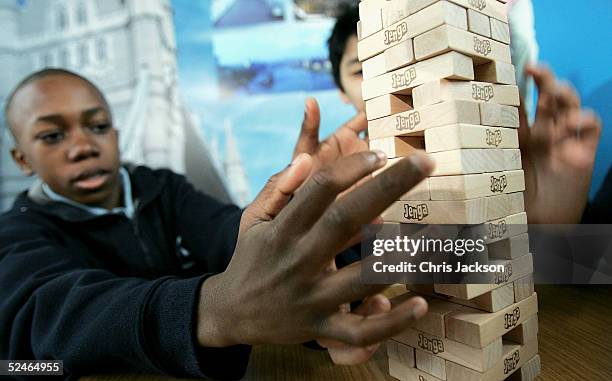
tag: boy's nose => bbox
[67,130,100,162]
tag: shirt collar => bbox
[42,167,135,219]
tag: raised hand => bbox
[520,65,602,224]
[196,151,433,349]
[293,97,369,174]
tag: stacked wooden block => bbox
[357,0,541,380]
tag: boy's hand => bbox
[293,97,369,174]
[196,151,433,348]
[520,66,602,224]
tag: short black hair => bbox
[328,3,359,92]
[4,68,109,138]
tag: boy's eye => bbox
[39,132,64,145]
[88,123,111,134]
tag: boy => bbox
[0,69,434,379]
[327,4,603,224]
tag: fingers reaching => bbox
[263,153,313,219]
[293,98,321,158]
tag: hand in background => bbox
[520,65,602,224]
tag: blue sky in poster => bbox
[173,0,612,201]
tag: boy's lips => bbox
[71,169,111,191]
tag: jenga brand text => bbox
[395,111,421,131]
[490,174,508,193]
[417,333,444,355]
[486,129,503,147]
[504,350,521,374]
[504,307,521,329]
[468,0,487,11]
[473,36,492,56]
[404,203,429,221]
[384,22,408,45]
[495,263,513,284]
[488,220,507,239]
[391,68,417,89]
[472,84,495,101]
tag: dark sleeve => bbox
[0,218,249,380]
[164,170,243,273]
[582,167,612,224]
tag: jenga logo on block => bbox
[472,84,495,101]
[504,350,521,374]
[395,111,421,131]
[391,68,417,89]
[488,220,507,239]
[473,36,492,56]
[404,203,429,221]
[417,333,444,354]
[504,307,521,330]
[384,22,408,45]
[495,263,513,284]
[490,175,508,193]
[468,0,487,11]
[486,129,503,147]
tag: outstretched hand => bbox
[196,150,433,352]
[520,65,602,224]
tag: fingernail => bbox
[373,150,387,162]
[411,302,427,320]
[408,153,434,175]
[291,153,307,167]
[366,344,378,352]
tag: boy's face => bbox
[9,74,121,208]
[339,35,365,111]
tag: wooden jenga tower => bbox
[357,1,541,380]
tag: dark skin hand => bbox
[197,150,433,349]
[520,66,602,224]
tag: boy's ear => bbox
[11,148,35,176]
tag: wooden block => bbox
[434,253,533,301]
[358,0,385,39]
[385,39,416,72]
[513,273,534,302]
[366,94,413,121]
[414,24,511,64]
[394,328,503,372]
[445,340,539,381]
[358,0,468,61]
[425,125,519,153]
[388,340,416,367]
[389,357,445,381]
[504,315,538,345]
[444,293,538,348]
[383,193,518,225]
[416,349,447,379]
[357,20,363,40]
[430,169,525,200]
[369,99,480,139]
[488,233,529,260]
[410,282,514,313]
[428,149,522,177]
[362,51,474,101]
[413,80,520,108]
[419,297,465,337]
[482,212,528,243]
[490,18,510,44]
[362,52,387,80]
[507,354,541,381]
[479,103,519,128]
[369,136,424,158]
[383,283,411,299]
[467,9,491,37]
[446,0,508,23]
[474,60,516,85]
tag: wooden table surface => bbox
[82,285,612,381]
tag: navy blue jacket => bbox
[0,166,251,380]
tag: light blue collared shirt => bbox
[42,167,135,219]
